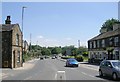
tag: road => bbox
[1,58,116,81]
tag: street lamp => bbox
[22,6,27,65]
[22,6,27,35]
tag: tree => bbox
[41,48,51,56]
[51,47,62,55]
[71,48,77,56]
[100,18,119,33]
[61,46,75,56]
[77,46,88,55]
[36,50,42,57]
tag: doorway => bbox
[13,50,15,68]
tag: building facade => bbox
[1,16,23,68]
[88,23,120,60]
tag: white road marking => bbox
[80,64,98,71]
[57,71,65,73]
[24,76,32,80]
[88,75,94,78]
[81,72,94,78]
[55,71,66,80]
[2,75,8,79]
[2,73,8,79]
[55,73,57,80]
[81,72,87,75]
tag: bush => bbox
[75,55,84,62]
[61,56,68,59]
[61,56,75,59]
[82,53,88,57]
[88,58,103,64]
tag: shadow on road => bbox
[96,75,120,82]
[64,65,78,68]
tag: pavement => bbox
[1,58,39,80]
[2,58,38,70]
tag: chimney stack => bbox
[5,16,11,24]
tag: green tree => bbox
[41,48,51,56]
[100,18,119,33]
[51,47,62,55]
[36,50,42,57]
[71,48,77,56]
[61,46,74,56]
[77,46,88,55]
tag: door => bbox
[13,51,15,68]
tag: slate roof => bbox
[88,28,120,41]
[0,24,22,33]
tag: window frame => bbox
[16,34,19,46]
[17,51,20,63]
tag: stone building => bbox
[1,16,23,68]
[88,23,120,60]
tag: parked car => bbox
[99,60,120,80]
[40,56,44,60]
[52,56,56,59]
[66,58,79,67]
[45,56,49,59]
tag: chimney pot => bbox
[5,16,11,24]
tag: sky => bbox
[2,1,119,47]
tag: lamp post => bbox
[22,6,27,35]
[22,6,27,65]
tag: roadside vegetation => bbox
[23,45,88,62]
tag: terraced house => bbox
[88,23,120,60]
[1,16,23,68]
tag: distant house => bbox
[1,16,23,68]
[88,23,120,60]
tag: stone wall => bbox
[2,31,12,68]
[12,24,23,68]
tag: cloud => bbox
[65,38,72,40]
[32,35,87,47]
[37,35,44,39]
[45,39,57,42]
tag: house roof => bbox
[88,28,120,41]
[1,24,15,31]
[1,24,22,33]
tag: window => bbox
[102,39,105,47]
[109,37,113,46]
[99,54,101,58]
[115,51,119,60]
[93,41,96,48]
[97,40,100,48]
[90,42,93,49]
[106,62,112,67]
[114,37,119,46]
[17,51,20,63]
[16,34,19,45]
[101,61,106,66]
